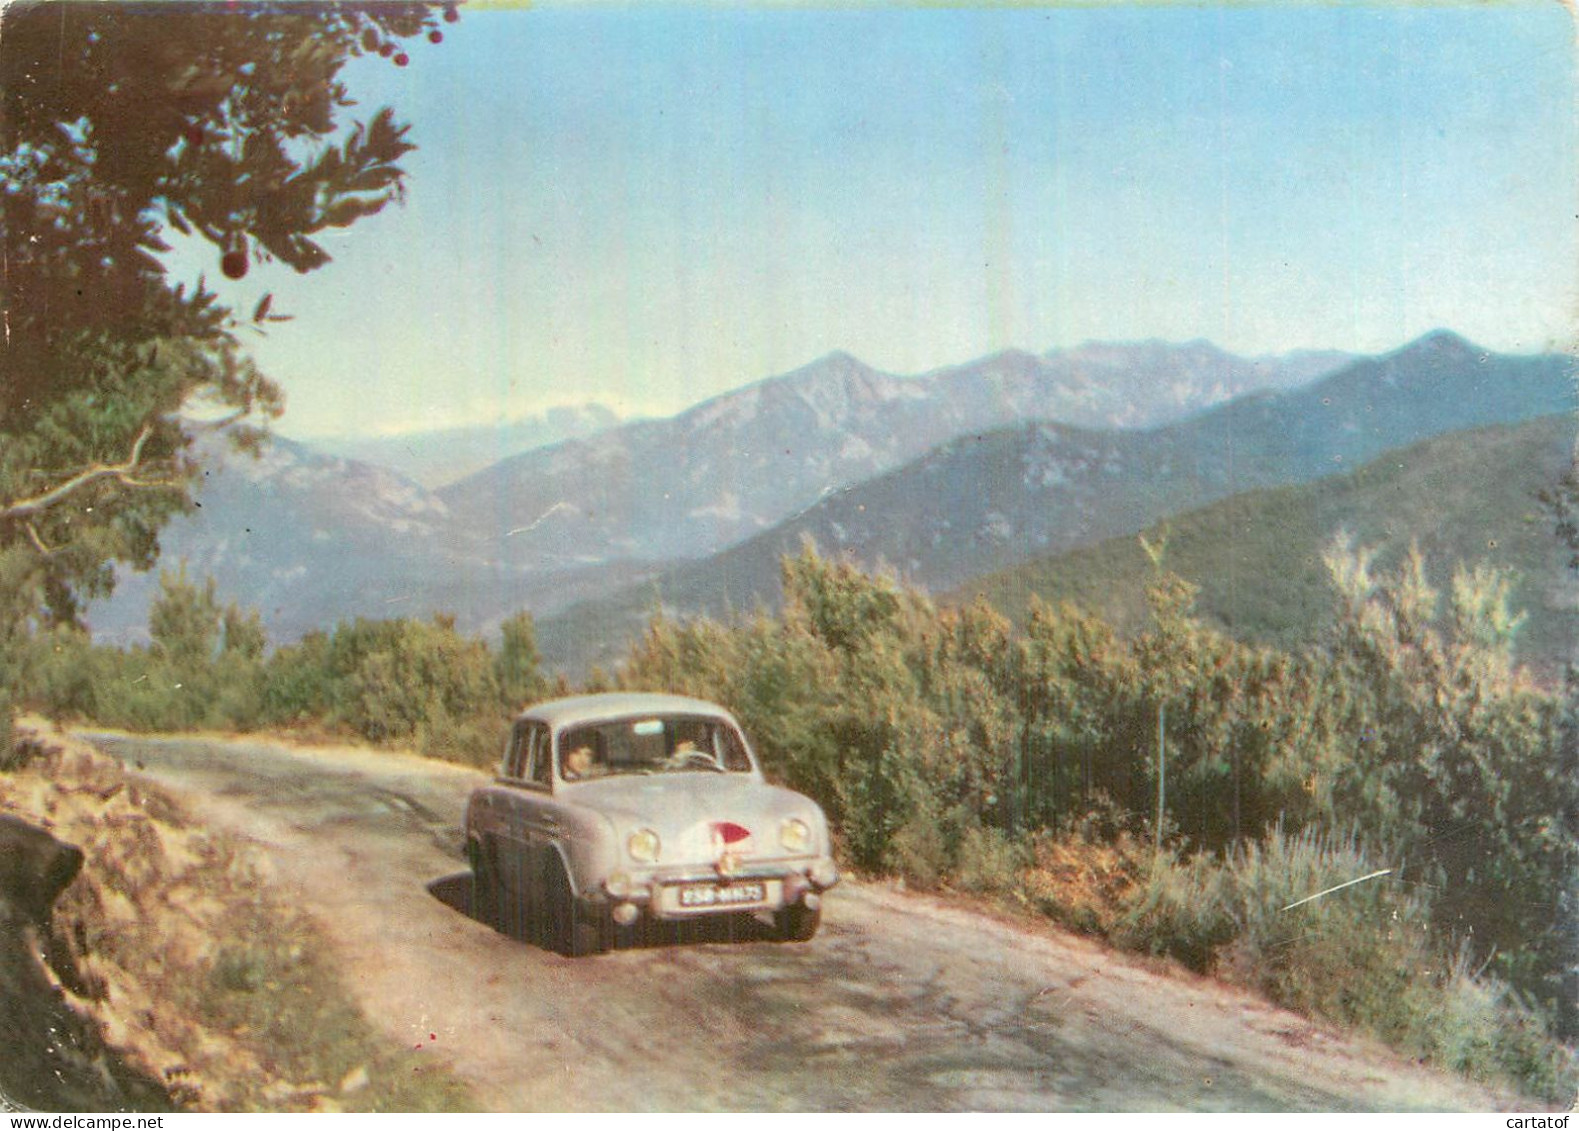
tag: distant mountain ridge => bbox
[950,412,1579,675]
[436,340,1352,571]
[94,432,477,644]
[532,331,1576,672]
[90,430,670,645]
[81,332,1570,659]
[291,403,622,488]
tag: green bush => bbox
[1169,826,1574,1103]
[1421,952,1577,1103]
[495,610,549,710]
[953,824,1029,894]
[341,616,499,744]
[261,631,333,725]
[886,811,950,890]
[255,614,506,754]
[1317,538,1579,1018]
[1213,828,1429,1038]
[1109,849,1234,971]
[414,713,504,768]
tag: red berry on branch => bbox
[429,30,443,44]
[394,52,409,66]
[221,247,248,280]
[379,42,394,57]
[443,5,459,23]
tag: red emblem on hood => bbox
[713,821,752,846]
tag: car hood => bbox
[561,773,824,860]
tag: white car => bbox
[464,693,839,955]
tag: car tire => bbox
[498,852,536,941]
[611,920,641,951]
[573,916,609,957]
[542,858,608,957]
[774,901,821,943]
[467,838,500,929]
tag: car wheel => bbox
[492,841,531,940]
[467,838,500,928]
[774,901,821,942]
[541,859,608,957]
[611,919,642,951]
[475,837,526,937]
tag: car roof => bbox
[515,692,737,730]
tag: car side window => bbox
[527,724,552,787]
[503,722,530,780]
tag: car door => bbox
[512,722,560,904]
[488,720,544,916]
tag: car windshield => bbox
[558,715,754,781]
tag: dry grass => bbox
[1012,820,1577,1104]
[1,720,473,1112]
[1018,823,1149,937]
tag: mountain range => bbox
[82,332,1574,669]
[436,341,1350,571]
[286,403,622,489]
[952,412,1579,675]
[529,331,1577,672]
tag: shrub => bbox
[415,713,504,769]
[953,824,1028,895]
[1207,827,1575,1103]
[259,616,504,751]
[1109,849,1234,972]
[1318,537,1579,1018]
[1019,810,1149,936]
[1422,951,1577,1103]
[1213,827,1430,1040]
[1016,819,1576,1102]
[886,811,950,890]
[261,631,333,724]
[19,624,99,721]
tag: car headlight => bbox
[780,817,812,853]
[628,828,661,863]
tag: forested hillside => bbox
[956,413,1579,674]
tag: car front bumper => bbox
[592,856,839,923]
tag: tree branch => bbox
[25,522,56,556]
[0,425,179,522]
[183,408,250,434]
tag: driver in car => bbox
[669,737,718,769]
[564,745,598,780]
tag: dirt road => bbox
[83,730,1522,1112]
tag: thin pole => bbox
[1156,700,1166,853]
[1232,736,1241,847]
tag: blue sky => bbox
[179,3,1577,437]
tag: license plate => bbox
[676,881,767,909]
